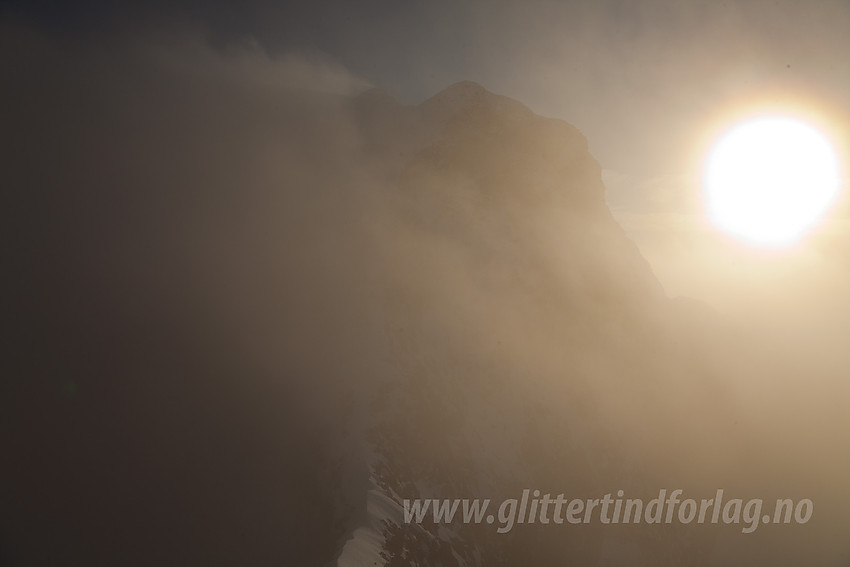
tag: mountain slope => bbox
[332,82,720,566]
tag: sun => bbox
[703,115,840,246]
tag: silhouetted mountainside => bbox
[332,82,723,567]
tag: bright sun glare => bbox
[703,116,840,246]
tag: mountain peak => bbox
[419,80,533,123]
[436,80,489,97]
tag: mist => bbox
[2,10,849,567]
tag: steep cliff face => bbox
[332,83,716,567]
[356,80,664,313]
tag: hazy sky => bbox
[6,0,850,317]
[8,0,849,171]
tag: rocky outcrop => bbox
[333,83,714,566]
